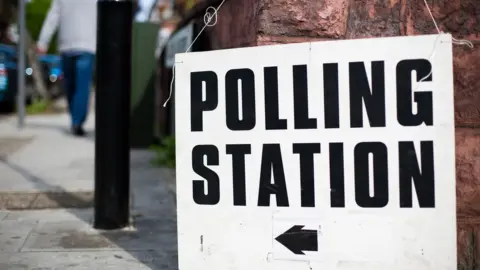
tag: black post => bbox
[94,0,134,230]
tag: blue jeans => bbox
[61,51,95,127]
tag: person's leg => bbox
[60,54,76,118]
[71,52,95,134]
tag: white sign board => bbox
[175,34,456,270]
[164,22,193,68]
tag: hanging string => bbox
[414,33,441,88]
[423,0,473,48]
[163,0,227,107]
[416,0,474,85]
[163,0,473,106]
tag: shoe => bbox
[72,126,86,137]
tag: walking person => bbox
[36,0,97,136]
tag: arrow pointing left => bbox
[275,225,318,255]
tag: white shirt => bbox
[37,0,97,53]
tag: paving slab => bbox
[2,209,92,222]
[0,191,94,209]
[0,250,171,270]
[0,113,95,194]
[0,137,33,159]
[0,210,8,220]
[0,219,37,252]
[0,187,177,269]
[0,207,178,269]
[0,112,177,210]
[0,110,180,269]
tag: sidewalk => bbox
[0,207,177,270]
[0,113,95,198]
[0,112,178,269]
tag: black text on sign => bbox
[189,59,435,209]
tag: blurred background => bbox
[0,0,204,149]
[0,1,204,267]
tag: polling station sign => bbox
[174,34,456,270]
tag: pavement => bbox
[0,111,178,269]
[0,113,94,204]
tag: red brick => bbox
[345,0,404,38]
[206,0,259,49]
[256,35,331,45]
[453,46,480,127]
[456,129,480,217]
[405,0,480,37]
[402,0,480,126]
[257,0,349,38]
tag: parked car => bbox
[0,44,18,111]
[0,63,7,92]
[0,44,64,111]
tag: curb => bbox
[0,191,93,210]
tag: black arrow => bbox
[275,225,318,255]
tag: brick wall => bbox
[207,0,480,263]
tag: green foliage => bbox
[26,0,57,53]
[26,98,51,114]
[150,136,176,168]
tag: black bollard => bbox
[94,0,134,230]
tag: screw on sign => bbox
[174,35,456,270]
